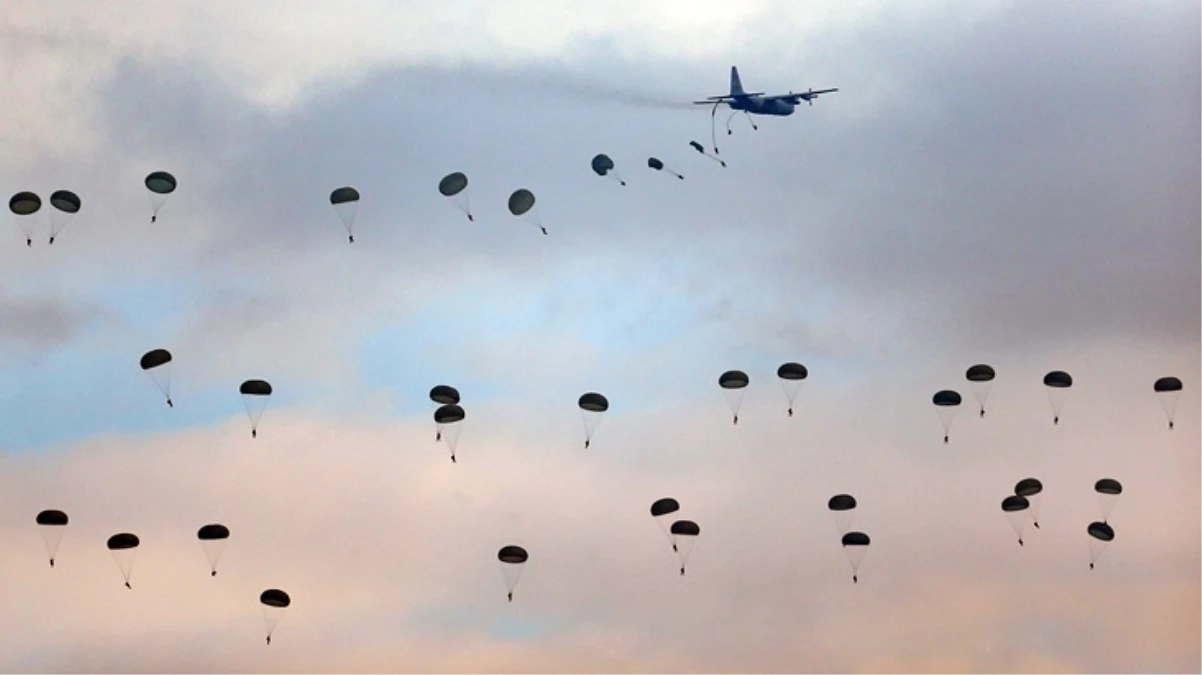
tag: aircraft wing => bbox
[692,92,766,104]
[765,88,839,102]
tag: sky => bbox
[0,0,1198,672]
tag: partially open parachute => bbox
[648,157,684,180]
[439,172,473,222]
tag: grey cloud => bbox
[0,292,114,352]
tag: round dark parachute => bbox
[578,392,609,412]
[591,154,615,176]
[670,520,700,536]
[1001,495,1030,512]
[429,385,460,405]
[50,190,81,214]
[1094,478,1122,495]
[719,370,750,389]
[828,494,856,511]
[260,589,291,608]
[439,172,468,197]
[198,524,230,540]
[140,348,172,370]
[1154,377,1183,393]
[144,171,177,194]
[1087,522,1115,542]
[647,157,665,171]
[1044,371,1073,388]
[841,532,870,547]
[36,509,69,526]
[1014,478,1043,497]
[777,362,808,380]
[9,191,41,215]
[434,404,465,424]
[650,498,680,517]
[107,533,140,550]
[932,390,962,406]
[240,379,273,396]
[498,545,528,564]
[329,187,360,205]
[508,189,535,217]
[966,364,995,382]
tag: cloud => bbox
[0,291,115,354]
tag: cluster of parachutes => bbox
[999,476,1124,569]
[932,366,1184,443]
[827,495,870,583]
[34,512,291,644]
[649,498,701,576]
[8,190,82,246]
[139,349,272,437]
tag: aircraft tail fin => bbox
[730,66,745,97]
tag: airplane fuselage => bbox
[727,96,795,116]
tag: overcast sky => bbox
[0,1,1198,673]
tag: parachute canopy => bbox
[1087,522,1115,542]
[719,370,750,389]
[198,524,230,540]
[966,364,996,382]
[107,533,139,550]
[591,154,615,176]
[648,157,664,171]
[932,390,962,406]
[434,404,465,424]
[1094,478,1122,495]
[439,172,468,197]
[777,363,808,380]
[430,385,460,405]
[144,172,177,195]
[841,532,870,547]
[670,520,700,537]
[261,589,291,608]
[240,380,273,396]
[37,509,69,526]
[1014,478,1043,497]
[498,545,528,564]
[9,191,41,215]
[329,187,360,205]
[508,189,535,217]
[1154,377,1183,393]
[1001,495,1030,512]
[140,349,172,370]
[650,498,680,517]
[578,392,609,412]
[1044,371,1073,388]
[689,141,704,153]
[828,494,856,511]
[50,190,81,214]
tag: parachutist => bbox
[540,227,547,235]
[266,635,271,646]
[1033,521,1040,529]
[151,215,156,223]
[1089,563,1094,570]
[943,434,949,443]
[26,238,31,247]
[436,432,441,442]
[1169,421,1174,430]
[49,559,55,568]
[788,408,793,417]
[1053,416,1059,425]
[348,235,354,243]
[252,429,257,439]
[49,236,55,245]
[167,398,173,408]
[980,409,985,418]
[672,544,678,552]
[620,181,627,186]
[125,581,132,590]
[733,415,738,425]
[467,214,474,222]
[585,440,590,449]
[853,575,858,584]
[450,454,456,464]
[1018,538,1023,547]
[211,570,217,577]
[507,592,513,602]
[680,567,685,576]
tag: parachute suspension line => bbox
[710,102,722,155]
[725,111,757,136]
[462,193,473,222]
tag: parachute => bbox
[438,172,473,222]
[429,385,461,441]
[1094,478,1122,523]
[1001,495,1030,546]
[144,171,177,223]
[36,509,69,568]
[1043,371,1072,425]
[932,390,962,443]
[239,379,273,438]
[669,520,700,576]
[719,370,750,425]
[840,531,870,584]
[329,187,360,243]
[197,524,230,577]
[139,348,174,407]
[434,404,465,462]
[1014,478,1044,529]
[106,533,140,589]
[777,362,808,417]
[647,157,684,180]
[508,189,546,235]
[1153,376,1183,430]
[1087,521,1115,570]
[260,589,291,645]
[9,191,41,246]
[578,392,609,449]
[47,190,81,245]
[591,154,625,186]
[497,545,528,602]
[965,364,996,418]
[689,140,726,167]
[650,498,681,551]
[827,494,856,535]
